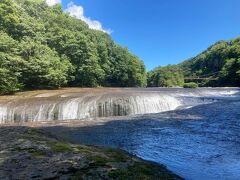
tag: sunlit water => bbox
[1,88,240,179]
[0,88,238,123]
[38,88,240,180]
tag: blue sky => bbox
[56,0,240,71]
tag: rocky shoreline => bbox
[0,126,182,180]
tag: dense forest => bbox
[180,37,240,87]
[1,0,239,93]
[148,37,240,87]
[0,0,146,94]
[147,65,184,87]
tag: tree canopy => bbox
[0,0,146,94]
[147,65,184,87]
[180,38,240,87]
[149,37,240,88]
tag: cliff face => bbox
[0,126,182,179]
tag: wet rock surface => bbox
[0,126,182,180]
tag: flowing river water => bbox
[0,88,240,179]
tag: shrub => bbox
[184,82,198,88]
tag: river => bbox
[0,88,240,179]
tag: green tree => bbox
[180,37,240,87]
[147,65,184,87]
[219,58,240,86]
[19,38,72,88]
[0,31,23,94]
[0,0,147,94]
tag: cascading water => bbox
[0,92,181,124]
[1,88,239,180]
[0,88,239,124]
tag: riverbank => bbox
[0,125,182,179]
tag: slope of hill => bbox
[180,38,240,87]
[0,0,146,94]
[148,37,240,87]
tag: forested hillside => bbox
[180,38,240,87]
[148,37,240,87]
[147,65,184,87]
[0,0,146,94]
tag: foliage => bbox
[219,58,240,86]
[147,65,184,87]
[0,31,23,94]
[19,38,73,88]
[180,38,240,87]
[0,68,22,94]
[183,82,198,88]
[0,0,146,94]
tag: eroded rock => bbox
[0,126,182,180]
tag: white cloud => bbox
[66,2,112,34]
[46,0,61,6]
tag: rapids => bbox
[0,88,239,124]
[30,87,239,180]
[0,87,240,179]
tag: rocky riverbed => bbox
[0,126,182,180]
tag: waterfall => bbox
[0,93,181,124]
[0,88,238,124]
